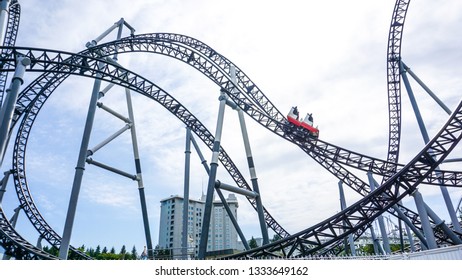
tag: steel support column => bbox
[190,134,250,251]
[215,187,250,251]
[370,224,384,255]
[424,205,462,244]
[0,170,11,202]
[0,56,30,167]
[0,0,10,45]
[125,88,153,258]
[229,65,269,245]
[411,190,438,249]
[59,61,104,260]
[182,127,192,259]
[198,90,228,259]
[338,181,356,255]
[367,173,425,249]
[367,173,391,254]
[8,205,20,227]
[402,62,451,114]
[401,61,462,234]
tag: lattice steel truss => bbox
[0,0,461,259]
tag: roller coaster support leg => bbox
[367,173,425,250]
[86,18,125,48]
[37,236,43,250]
[0,170,11,203]
[125,88,154,259]
[198,89,228,259]
[370,223,384,255]
[401,62,462,234]
[9,205,20,227]
[0,56,30,168]
[182,127,192,259]
[59,61,104,260]
[229,65,269,245]
[215,187,250,251]
[190,134,251,250]
[411,190,437,249]
[401,62,451,114]
[338,181,356,256]
[392,206,420,251]
[367,173,391,254]
[0,0,9,45]
[424,205,462,244]
[190,134,210,174]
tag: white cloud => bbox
[3,0,462,252]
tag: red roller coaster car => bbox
[286,106,319,138]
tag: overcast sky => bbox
[2,0,462,254]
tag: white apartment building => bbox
[158,193,239,258]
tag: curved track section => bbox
[1,39,457,260]
[383,0,409,177]
[0,0,61,260]
[226,99,462,258]
[83,33,462,187]
[0,0,20,105]
[0,207,57,259]
[3,48,289,259]
[8,33,462,188]
[0,0,460,259]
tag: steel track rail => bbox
[76,34,462,187]
[0,44,455,259]
[0,0,455,261]
[0,0,20,105]
[0,206,57,259]
[0,48,289,260]
[0,1,61,260]
[384,0,410,175]
[226,98,462,258]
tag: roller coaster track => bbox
[81,33,462,187]
[0,0,20,106]
[0,207,57,259]
[0,0,460,259]
[0,1,89,260]
[0,33,456,258]
[227,97,462,258]
[0,0,63,260]
[6,48,289,259]
[384,0,409,175]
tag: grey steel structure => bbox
[0,0,461,259]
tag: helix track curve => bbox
[0,0,461,259]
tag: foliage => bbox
[249,236,258,249]
[356,243,403,255]
[42,244,140,260]
[270,234,282,243]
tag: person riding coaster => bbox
[286,106,319,138]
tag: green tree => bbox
[120,245,127,255]
[94,245,101,258]
[119,245,127,259]
[357,244,375,255]
[86,247,95,257]
[42,245,59,257]
[77,244,85,253]
[131,246,138,260]
[102,246,108,254]
[270,234,282,243]
[96,252,121,260]
[110,246,116,254]
[249,236,258,249]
